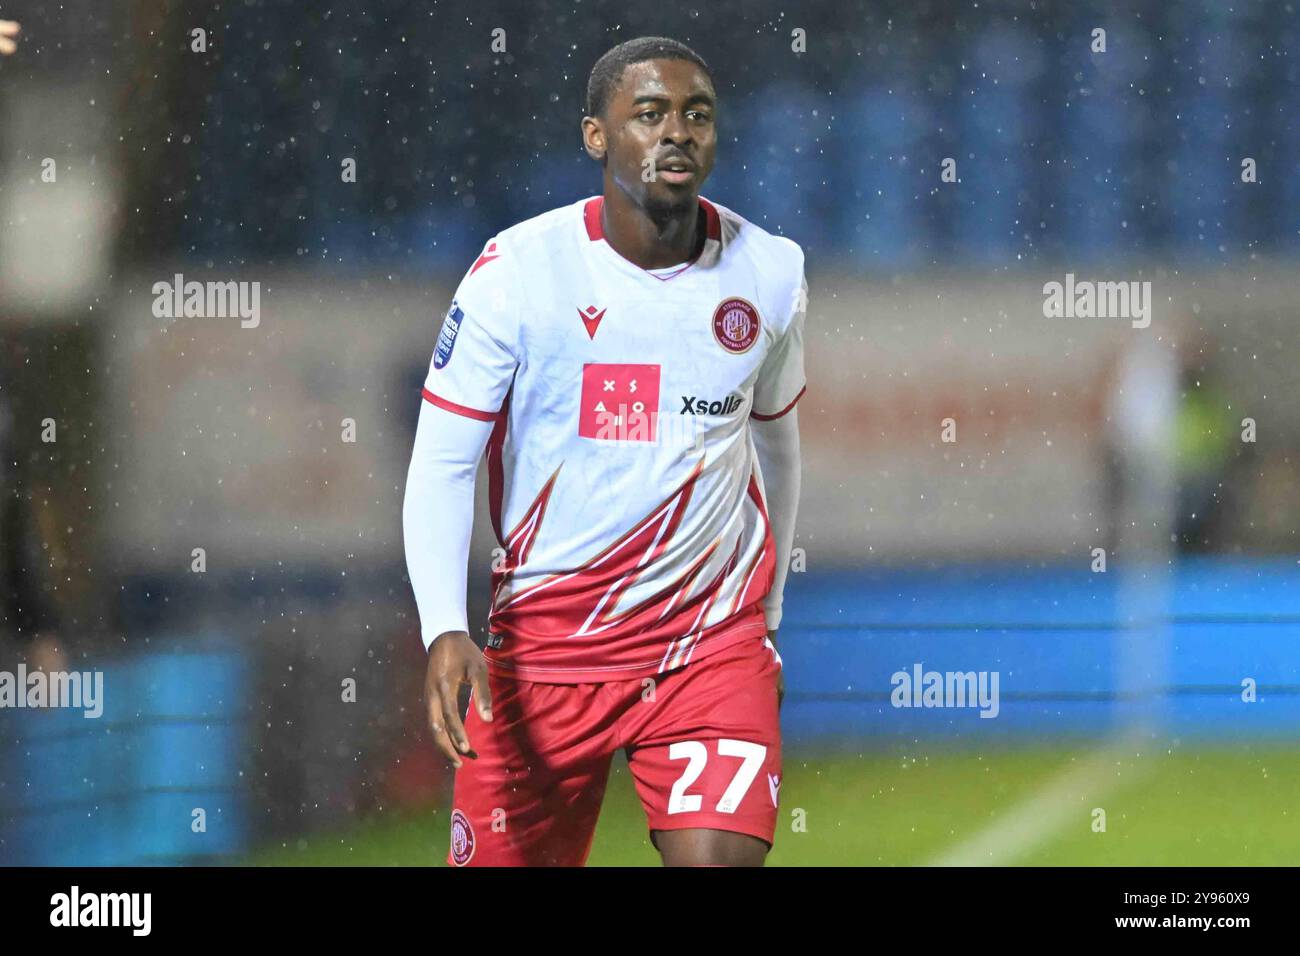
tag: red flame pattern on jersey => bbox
[488,458,763,651]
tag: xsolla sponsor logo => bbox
[680,394,744,416]
[0,665,103,718]
[890,663,1000,719]
[50,886,151,936]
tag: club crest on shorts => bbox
[711,297,760,354]
[450,808,475,865]
[434,301,465,369]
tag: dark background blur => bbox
[1,0,1297,865]
[69,1,1300,269]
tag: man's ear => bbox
[581,115,607,162]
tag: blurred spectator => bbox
[0,19,19,56]
[1099,331,1243,555]
[1173,356,1239,551]
[0,358,64,672]
[1100,334,1179,556]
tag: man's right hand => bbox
[424,630,494,769]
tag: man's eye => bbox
[638,110,661,122]
[688,111,712,122]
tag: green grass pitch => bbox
[246,744,1300,866]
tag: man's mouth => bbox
[656,159,695,185]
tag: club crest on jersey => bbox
[434,301,464,369]
[712,297,760,354]
[450,808,475,865]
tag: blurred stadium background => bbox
[1,0,1297,865]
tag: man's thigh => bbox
[623,637,783,860]
[448,674,616,867]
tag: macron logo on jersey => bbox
[469,240,500,276]
[578,305,607,340]
[433,301,464,369]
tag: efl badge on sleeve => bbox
[434,301,464,369]
[712,297,760,354]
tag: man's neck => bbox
[600,185,704,270]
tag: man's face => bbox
[585,58,717,217]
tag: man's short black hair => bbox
[585,36,712,119]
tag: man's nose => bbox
[661,112,692,145]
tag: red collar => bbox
[583,195,721,243]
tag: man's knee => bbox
[653,828,770,867]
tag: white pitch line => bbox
[924,729,1156,867]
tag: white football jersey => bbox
[422,195,806,682]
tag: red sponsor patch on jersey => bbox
[579,363,661,442]
[712,297,760,353]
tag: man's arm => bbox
[752,408,800,710]
[751,260,807,631]
[402,399,497,768]
[750,250,808,709]
[402,400,491,648]
[751,408,801,635]
[404,243,519,767]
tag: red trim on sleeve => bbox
[750,384,806,421]
[486,387,512,546]
[421,386,498,422]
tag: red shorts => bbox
[447,635,783,866]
